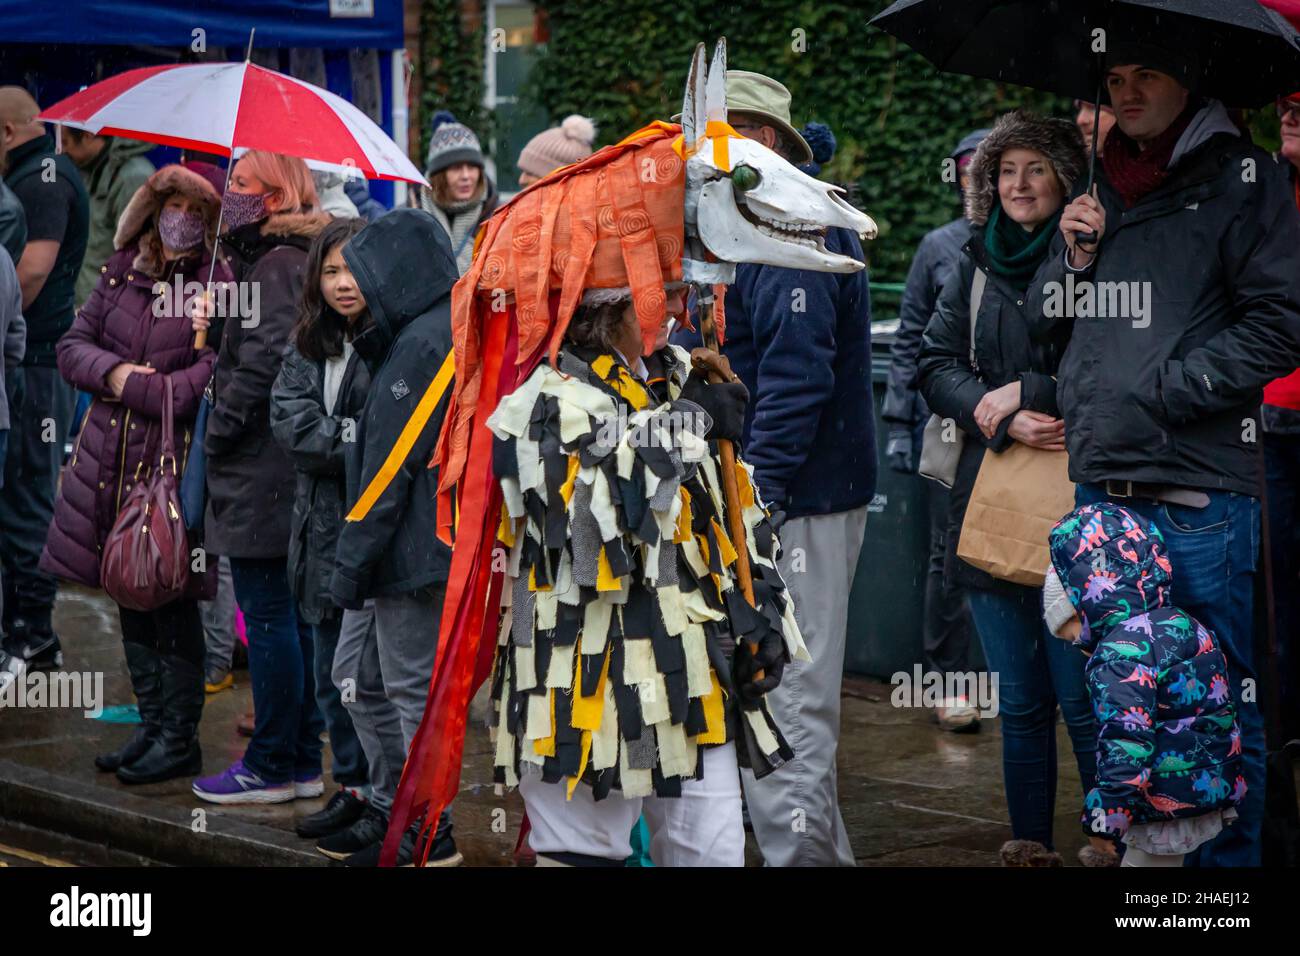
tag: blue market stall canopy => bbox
[0,0,404,50]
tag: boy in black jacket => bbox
[327,209,461,867]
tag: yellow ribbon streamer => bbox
[345,351,455,523]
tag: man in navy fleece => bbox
[674,71,875,867]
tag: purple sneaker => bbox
[294,772,325,799]
[192,759,294,805]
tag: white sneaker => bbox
[0,648,24,696]
[936,696,980,732]
[294,775,326,799]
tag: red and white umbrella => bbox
[39,61,427,186]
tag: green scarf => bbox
[982,205,1061,291]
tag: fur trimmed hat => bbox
[114,162,225,277]
[964,110,1086,226]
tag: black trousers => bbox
[1264,430,1300,741]
[118,599,206,666]
[922,479,975,675]
[0,365,73,626]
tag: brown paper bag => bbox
[957,443,1074,587]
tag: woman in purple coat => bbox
[41,163,230,784]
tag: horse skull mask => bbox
[681,39,877,279]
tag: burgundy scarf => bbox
[1101,103,1198,209]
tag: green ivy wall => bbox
[420,0,1075,289]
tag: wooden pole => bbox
[694,284,763,677]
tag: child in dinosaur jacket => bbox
[1041,502,1245,867]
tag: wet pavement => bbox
[0,584,1098,866]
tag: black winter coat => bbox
[1026,128,1300,497]
[270,342,372,625]
[883,216,971,433]
[329,208,458,604]
[918,238,1065,591]
[204,211,331,559]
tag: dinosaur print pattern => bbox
[1049,504,1245,838]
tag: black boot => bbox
[116,653,204,785]
[95,642,163,773]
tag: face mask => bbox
[220,189,269,233]
[157,208,206,252]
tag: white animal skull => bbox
[681,39,877,278]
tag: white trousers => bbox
[520,742,744,866]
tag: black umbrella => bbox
[872,0,1300,232]
[871,0,1300,106]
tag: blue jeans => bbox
[968,586,1097,849]
[1076,483,1263,867]
[312,615,369,789]
[229,557,324,784]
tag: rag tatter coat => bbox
[1047,503,1245,839]
[487,342,809,799]
[41,164,231,591]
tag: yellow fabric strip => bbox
[698,670,727,744]
[559,454,581,506]
[710,518,738,568]
[567,731,592,800]
[675,487,693,543]
[571,642,611,732]
[497,503,516,547]
[735,462,755,510]
[346,350,455,523]
[591,353,649,410]
[529,565,552,593]
[596,547,621,592]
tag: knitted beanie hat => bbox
[517,115,597,180]
[425,112,484,177]
[1041,565,1077,639]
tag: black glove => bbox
[734,628,787,703]
[886,427,915,474]
[680,372,749,444]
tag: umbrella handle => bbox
[1077,71,1105,247]
[195,158,236,351]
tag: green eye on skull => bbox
[731,164,760,192]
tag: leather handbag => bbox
[100,375,194,611]
[956,441,1074,587]
[918,268,986,488]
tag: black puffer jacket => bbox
[883,216,972,432]
[918,238,1066,591]
[204,211,332,559]
[1027,112,1300,496]
[271,341,372,625]
[329,209,458,604]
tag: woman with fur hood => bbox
[190,151,335,805]
[41,162,230,785]
[917,110,1097,863]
